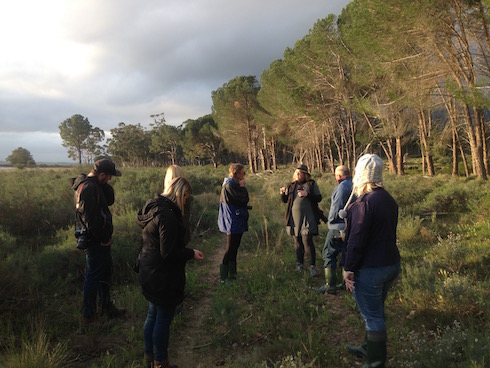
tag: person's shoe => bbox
[78,315,96,334]
[80,315,96,326]
[145,352,154,368]
[220,264,229,283]
[295,263,304,272]
[154,358,178,368]
[102,301,126,318]
[310,265,318,277]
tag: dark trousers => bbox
[222,233,243,265]
[321,229,345,269]
[83,245,112,318]
[293,233,316,266]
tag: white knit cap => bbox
[353,154,383,187]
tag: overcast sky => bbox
[0,0,351,163]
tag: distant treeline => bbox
[58,0,489,179]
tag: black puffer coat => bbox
[137,195,194,308]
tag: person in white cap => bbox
[339,154,400,368]
[280,164,323,276]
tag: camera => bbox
[74,227,86,238]
[75,228,89,250]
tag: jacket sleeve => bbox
[81,183,111,243]
[223,181,249,207]
[328,186,343,224]
[308,181,322,203]
[158,213,194,262]
[341,201,370,271]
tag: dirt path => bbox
[171,244,224,367]
[170,245,364,368]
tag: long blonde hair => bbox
[163,176,192,214]
[164,165,185,192]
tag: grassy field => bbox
[0,164,488,367]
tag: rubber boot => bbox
[327,269,338,294]
[229,261,237,280]
[336,268,346,290]
[347,332,367,358]
[220,264,229,284]
[362,332,387,368]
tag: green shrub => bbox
[397,215,423,243]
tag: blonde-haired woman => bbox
[164,165,191,245]
[217,163,250,283]
[137,176,204,368]
[164,165,185,192]
[340,154,400,368]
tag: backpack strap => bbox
[76,181,100,210]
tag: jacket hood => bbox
[71,173,89,191]
[137,195,180,228]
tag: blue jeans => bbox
[321,230,345,269]
[353,262,400,332]
[83,245,112,318]
[144,302,176,362]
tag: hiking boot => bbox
[154,358,178,368]
[78,315,96,334]
[101,301,126,318]
[295,263,304,272]
[145,352,154,368]
[80,315,96,326]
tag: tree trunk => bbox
[396,136,405,176]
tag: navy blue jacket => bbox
[340,188,400,271]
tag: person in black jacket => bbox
[280,164,322,276]
[340,154,400,368]
[72,158,126,327]
[137,176,204,368]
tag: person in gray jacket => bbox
[315,165,352,295]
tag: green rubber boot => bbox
[314,268,337,294]
[327,268,338,294]
[220,264,229,284]
[362,332,387,368]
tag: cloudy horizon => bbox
[0,0,351,163]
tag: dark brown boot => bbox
[101,301,126,318]
[145,352,154,368]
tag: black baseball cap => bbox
[93,159,122,177]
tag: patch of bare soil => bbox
[171,244,225,367]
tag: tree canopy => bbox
[6,147,36,167]
[59,114,105,164]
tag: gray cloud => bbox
[0,0,350,162]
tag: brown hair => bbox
[228,163,245,179]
